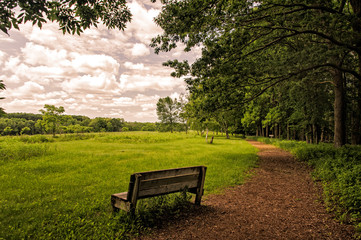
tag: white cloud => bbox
[22,42,68,66]
[124,61,149,70]
[0,35,15,43]
[141,103,155,111]
[33,91,68,100]
[64,98,76,103]
[127,0,162,44]
[4,56,21,71]
[61,73,120,94]
[104,97,135,107]
[170,92,180,100]
[8,81,45,98]
[0,51,7,66]
[130,43,150,57]
[119,74,185,92]
[70,53,119,74]
[135,93,160,102]
[131,111,157,122]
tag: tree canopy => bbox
[152,0,361,147]
[156,96,182,133]
[0,0,131,35]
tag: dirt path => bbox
[139,140,355,239]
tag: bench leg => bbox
[195,166,207,205]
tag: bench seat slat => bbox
[111,192,128,200]
[139,173,199,191]
[138,182,198,198]
[135,166,201,181]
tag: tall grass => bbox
[0,132,258,239]
[0,137,53,162]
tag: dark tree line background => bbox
[0,106,162,136]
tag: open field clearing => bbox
[0,132,258,239]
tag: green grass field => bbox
[0,132,258,239]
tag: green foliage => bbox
[0,132,258,239]
[0,0,131,35]
[152,0,361,147]
[20,126,31,135]
[156,96,182,133]
[40,104,65,136]
[2,126,13,135]
[0,111,163,136]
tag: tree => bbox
[0,0,131,35]
[156,96,181,133]
[0,80,5,115]
[39,104,65,136]
[20,126,31,135]
[152,0,361,147]
[3,126,13,135]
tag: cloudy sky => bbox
[0,0,198,122]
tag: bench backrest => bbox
[127,166,207,201]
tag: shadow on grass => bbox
[111,192,214,239]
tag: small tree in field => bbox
[40,105,65,136]
[156,96,181,133]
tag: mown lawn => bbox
[0,132,258,239]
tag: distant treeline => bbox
[0,112,180,136]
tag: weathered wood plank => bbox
[138,181,199,198]
[111,192,130,211]
[139,173,199,190]
[134,166,202,181]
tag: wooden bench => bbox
[111,166,207,213]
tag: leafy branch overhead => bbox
[152,0,361,147]
[0,0,132,35]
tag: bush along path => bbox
[139,140,355,240]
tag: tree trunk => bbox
[320,127,324,142]
[312,124,318,144]
[205,128,209,143]
[300,129,304,141]
[265,124,269,137]
[287,124,290,140]
[293,129,296,140]
[274,124,278,138]
[333,68,346,147]
[225,129,230,139]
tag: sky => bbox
[0,0,199,122]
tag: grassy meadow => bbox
[0,132,258,239]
